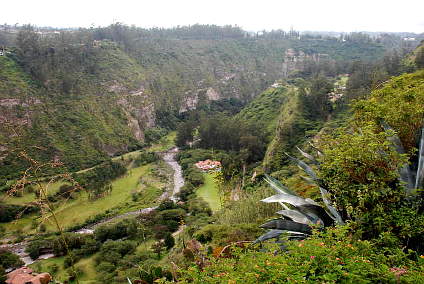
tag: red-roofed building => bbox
[195,160,221,172]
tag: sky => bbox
[2,0,424,33]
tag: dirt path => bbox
[162,147,184,202]
[74,147,184,233]
[2,148,185,265]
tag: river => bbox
[1,147,185,265]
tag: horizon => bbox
[1,22,423,36]
[2,0,424,34]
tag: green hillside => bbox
[0,25,390,180]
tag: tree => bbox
[164,233,175,250]
[0,266,6,284]
[176,121,196,147]
[151,240,165,259]
[301,75,333,120]
[415,46,424,69]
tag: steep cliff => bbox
[0,26,388,178]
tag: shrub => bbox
[133,151,158,167]
[193,224,263,246]
[57,184,76,199]
[172,227,424,283]
[52,233,96,256]
[157,199,178,211]
[0,250,23,269]
[26,239,51,260]
[97,240,137,265]
[319,125,407,238]
[164,233,175,250]
[144,127,168,144]
[0,203,39,222]
[187,198,212,216]
[94,218,139,242]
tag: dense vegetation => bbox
[163,49,424,283]
[0,24,399,181]
[1,25,424,283]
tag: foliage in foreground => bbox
[170,227,424,284]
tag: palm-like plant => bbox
[255,124,424,244]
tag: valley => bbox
[0,23,424,284]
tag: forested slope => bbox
[0,24,389,180]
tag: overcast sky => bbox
[2,0,423,33]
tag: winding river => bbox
[75,147,184,233]
[1,147,185,265]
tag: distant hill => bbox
[0,24,390,179]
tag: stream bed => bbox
[1,147,185,265]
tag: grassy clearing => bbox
[1,180,66,205]
[29,257,67,282]
[111,149,142,162]
[45,164,163,231]
[148,131,176,152]
[1,136,174,235]
[30,254,98,284]
[74,254,98,283]
[2,163,165,234]
[196,173,222,212]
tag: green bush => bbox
[319,125,407,238]
[187,197,212,216]
[144,127,168,144]
[94,218,139,242]
[97,240,137,265]
[193,224,263,246]
[0,250,23,269]
[0,203,39,222]
[173,227,424,283]
[52,233,98,256]
[26,239,51,259]
[133,151,159,167]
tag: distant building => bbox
[195,160,222,172]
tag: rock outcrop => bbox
[6,267,52,284]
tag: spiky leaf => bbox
[319,187,344,225]
[260,219,312,235]
[264,174,298,196]
[415,127,424,189]
[276,209,312,225]
[253,229,285,244]
[286,153,319,182]
[261,193,319,207]
[296,146,319,165]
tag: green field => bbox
[0,180,66,205]
[148,131,176,152]
[1,132,178,236]
[196,173,222,212]
[2,163,167,234]
[30,254,98,284]
[45,164,163,231]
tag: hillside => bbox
[1,26,424,283]
[163,68,424,284]
[0,25,392,180]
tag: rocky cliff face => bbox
[282,48,329,77]
[116,87,156,142]
[0,29,388,177]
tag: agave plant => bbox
[254,148,343,244]
[255,123,424,244]
[382,122,424,195]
